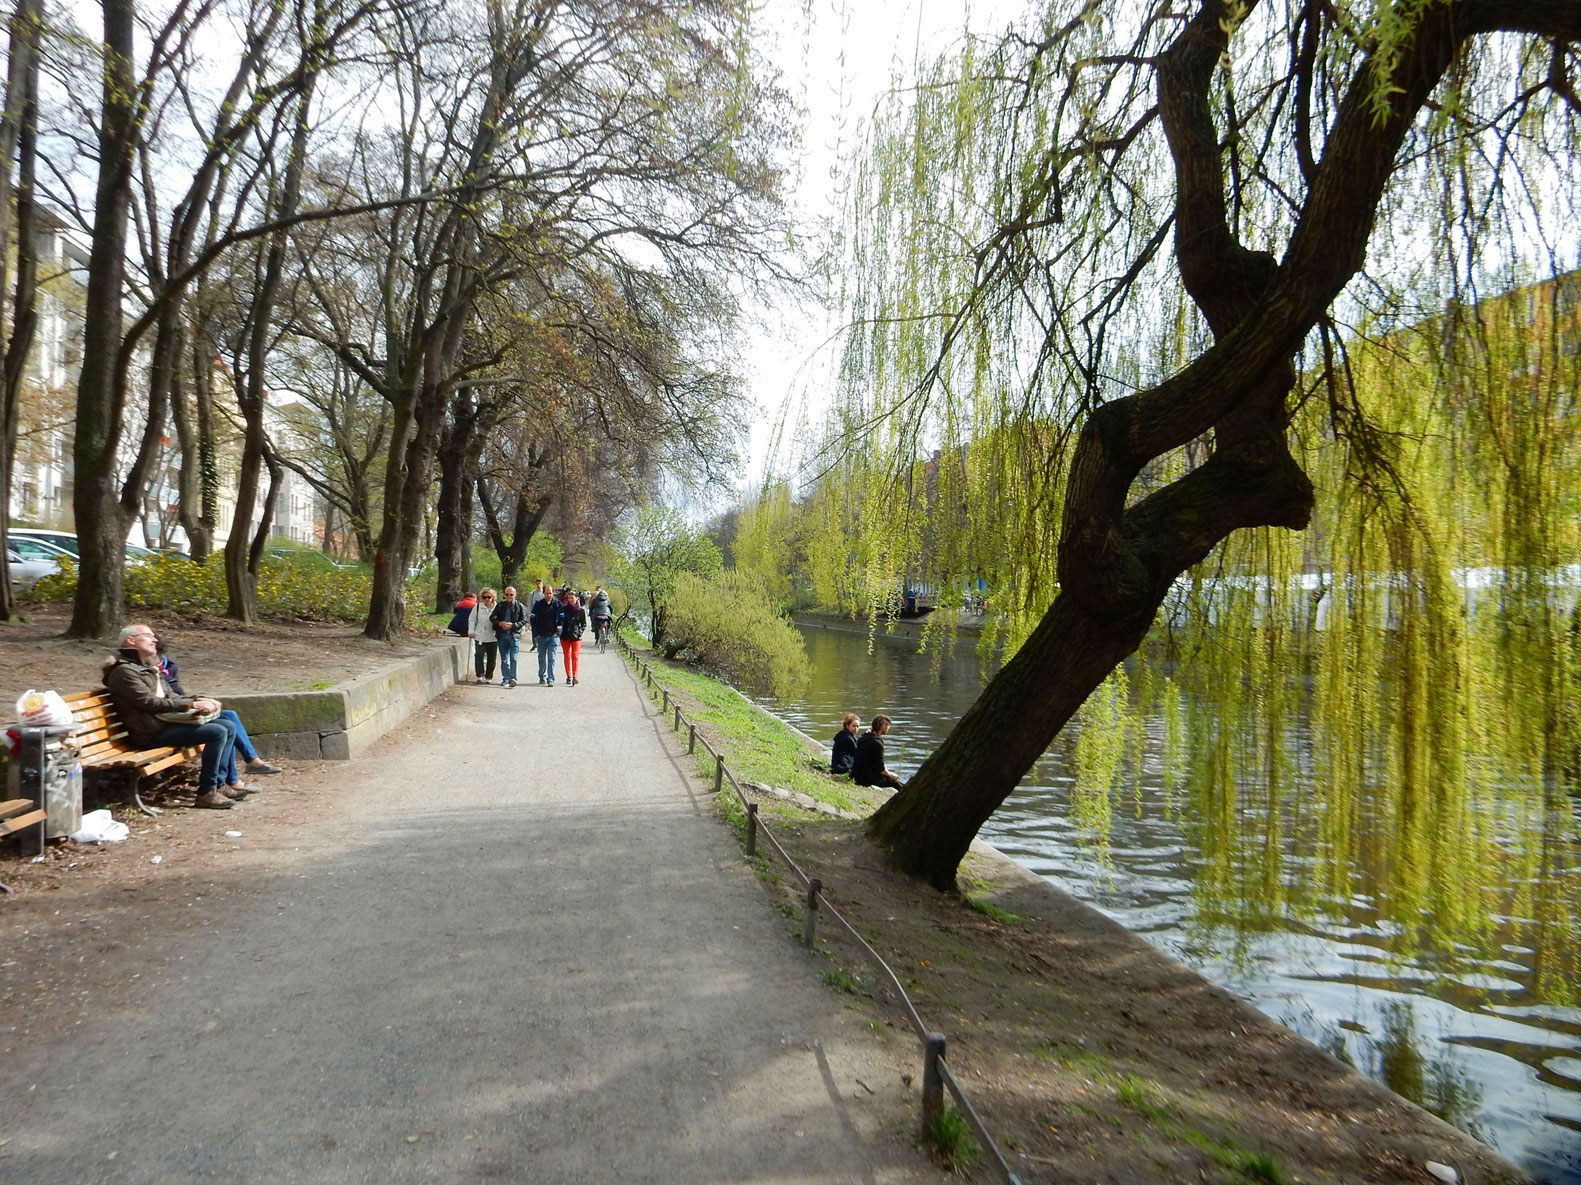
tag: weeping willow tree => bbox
[816,0,1581,889]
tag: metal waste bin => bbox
[7,725,81,841]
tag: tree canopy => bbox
[798,0,1581,887]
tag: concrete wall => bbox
[222,638,469,760]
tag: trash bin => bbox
[6,725,81,840]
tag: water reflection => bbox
[757,620,1581,1184]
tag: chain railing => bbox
[614,627,1025,1185]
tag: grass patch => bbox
[924,1107,981,1173]
[616,636,884,815]
[1031,1039,1112,1075]
[821,967,867,996]
[1115,1073,1175,1122]
[964,895,1025,925]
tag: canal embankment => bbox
[617,640,1530,1185]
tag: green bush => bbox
[658,569,810,697]
[32,551,375,623]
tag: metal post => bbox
[921,1034,946,1135]
[803,878,821,949]
[746,802,758,856]
[688,723,696,753]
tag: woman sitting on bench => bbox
[103,624,243,810]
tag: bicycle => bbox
[593,617,611,653]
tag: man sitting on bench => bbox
[103,624,244,810]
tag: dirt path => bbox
[0,644,945,1184]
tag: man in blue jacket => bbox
[529,587,565,685]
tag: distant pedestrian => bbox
[490,586,528,687]
[830,712,860,775]
[559,589,588,685]
[530,585,564,684]
[527,579,546,610]
[467,588,499,683]
[446,593,476,636]
[851,715,902,789]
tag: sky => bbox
[734,0,1028,500]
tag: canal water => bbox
[755,619,1581,1184]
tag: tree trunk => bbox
[433,391,479,610]
[224,67,316,622]
[477,474,548,593]
[0,0,40,624]
[170,328,215,560]
[67,0,138,638]
[366,384,448,638]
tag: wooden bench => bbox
[62,690,202,816]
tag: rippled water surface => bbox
[756,620,1581,1184]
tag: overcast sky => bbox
[734,0,1027,499]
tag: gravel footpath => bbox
[1,642,944,1184]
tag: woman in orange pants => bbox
[559,590,588,685]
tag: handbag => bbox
[156,707,220,725]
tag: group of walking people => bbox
[459,581,612,689]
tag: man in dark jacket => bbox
[831,713,860,775]
[851,715,902,789]
[103,624,241,809]
[489,586,529,687]
[529,588,565,685]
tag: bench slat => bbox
[0,808,46,837]
[0,797,41,820]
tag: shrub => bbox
[30,550,376,624]
[658,569,810,697]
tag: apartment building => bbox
[6,207,321,552]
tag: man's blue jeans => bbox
[149,715,238,794]
[217,709,256,785]
[535,634,559,683]
[497,631,521,683]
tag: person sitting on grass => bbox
[104,625,245,810]
[851,714,903,790]
[158,639,283,793]
[831,712,860,776]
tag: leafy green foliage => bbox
[31,550,386,624]
[467,536,562,594]
[612,505,723,642]
[657,569,810,697]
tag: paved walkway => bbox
[2,643,942,1184]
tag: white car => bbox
[6,535,73,592]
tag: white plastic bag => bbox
[16,689,73,728]
[69,808,129,844]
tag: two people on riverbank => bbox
[831,713,902,788]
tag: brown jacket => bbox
[102,649,194,747]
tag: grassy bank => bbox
[609,631,1527,1185]
[615,631,889,819]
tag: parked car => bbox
[8,527,79,557]
[9,529,164,563]
[6,536,73,592]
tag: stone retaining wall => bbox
[222,638,470,760]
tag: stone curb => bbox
[222,637,471,760]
